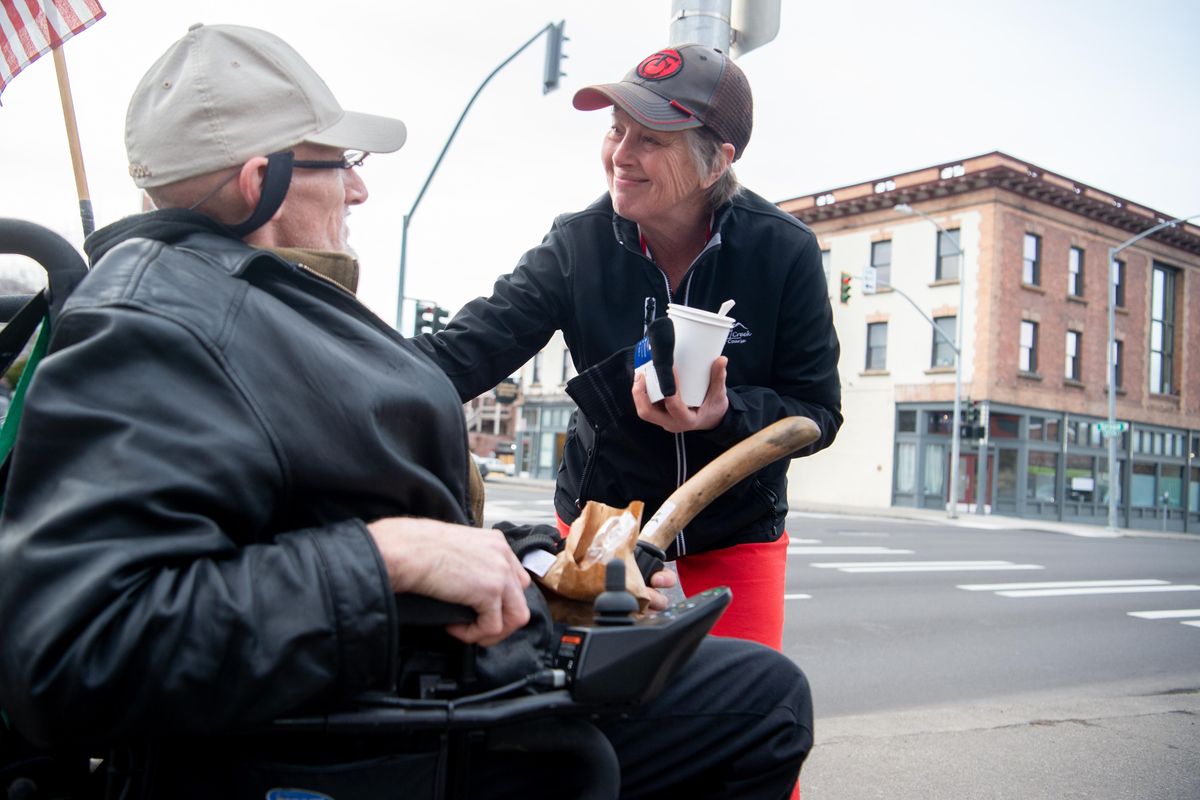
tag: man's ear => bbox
[236,156,272,213]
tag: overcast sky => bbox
[2,0,1197,330]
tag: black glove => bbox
[494,521,564,561]
[566,317,677,429]
[635,540,667,584]
[645,316,676,397]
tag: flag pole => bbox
[50,43,93,237]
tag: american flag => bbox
[0,0,105,98]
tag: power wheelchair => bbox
[0,218,731,800]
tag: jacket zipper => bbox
[632,226,722,557]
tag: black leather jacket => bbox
[0,211,473,747]
[414,190,841,557]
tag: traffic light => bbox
[432,306,450,334]
[542,20,568,94]
[839,272,852,304]
[414,300,438,336]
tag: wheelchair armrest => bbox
[394,592,476,626]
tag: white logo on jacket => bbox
[726,321,752,344]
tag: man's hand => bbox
[366,518,530,647]
[633,356,729,433]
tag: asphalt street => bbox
[482,478,1200,799]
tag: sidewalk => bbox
[802,682,1200,800]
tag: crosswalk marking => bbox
[1183,621,1200,628]
[813,560,1043,573]
[994,585,1200,598]
[784,593,812,600]
[787,546,914,556]
[960,579,1167,592]
[1128,609,1200,619]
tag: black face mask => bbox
[227,151,295,238]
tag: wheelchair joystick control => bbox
[592,559,638,626]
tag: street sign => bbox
[862,266,877,294]
[1094,421,1128,436]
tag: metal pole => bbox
[669,0,733,49]
[395,23,558,329]
[1105,212,1200,531]
[894,205,967,519]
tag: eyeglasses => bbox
[291,150,368,170]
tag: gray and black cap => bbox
[573,43,753,161]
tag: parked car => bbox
[482,456,515,477]
[470,452,490,479]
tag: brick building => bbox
[779,152,1199,533]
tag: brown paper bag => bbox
[536,500,651,624]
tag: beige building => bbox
[780,152,1200,533]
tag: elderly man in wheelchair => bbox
[0,24,813,800]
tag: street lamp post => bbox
[395,22,565,330]
[895,203,967,519]
[1105,212,1200,531]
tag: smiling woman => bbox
[411,43,843,656]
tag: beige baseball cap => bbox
[126,23,407,188]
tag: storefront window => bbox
[1189,467,1199,512]
[1027,451,1057,503]
[1066,454,1095,502]
[897,410,917,433]
[895,442,916,493]
[1045,419,1060,443]
[989,413,1019,439]
[1161,465,1183,508]
[1131,463,1156,507]
[923,444,945,495]
[1029,417,1044,440]
[997,450,1018,502]
[926,411,952,435]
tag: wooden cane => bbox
[638,416,821,551]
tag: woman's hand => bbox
[645,566,679,612]
[633,356,729,433]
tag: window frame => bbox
[1023,233,1041,285]
[1068,246,1085,297]
[1065,330,1082,381]
[936,228,961,281]
[1149,262,1178,394]
[1020,319,1039,373]
[871,240,892,289]
[930,315,956,368]
[865,321,888,370]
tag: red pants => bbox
[554,516,790,652]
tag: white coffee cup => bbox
[666,303,735,406]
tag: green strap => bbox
[0,314,50,464]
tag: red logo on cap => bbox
[636,49,683,81]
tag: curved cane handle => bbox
[638,416,821,551]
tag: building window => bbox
[560,349,572,383]
[820,248,831,287]
[1111,339,1123,389]
[1023,233,1041,285]
[1027,451,1058,504]
[1065,330,1082,381]
[936,229,961,281]
[1113,258,1125,308]
[1150,263,1177,394]
[871,240,892,289]
[1068,247,1084,297]
[931,316,956,368]
[865,322,887,370]
[897,409,917,433]
[531,352,542,384]
[1020,320,1038,373]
